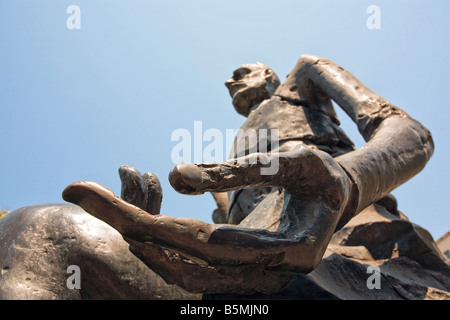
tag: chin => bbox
[232,97,250,117]
[233,83,272,116]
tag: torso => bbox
[227,96,355,224]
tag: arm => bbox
[276,54,434,227]
[63,145,351,294]
[62,55,434,294]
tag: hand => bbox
[169,145,351,209]
[62,145,352,294]
[118,165,162,215]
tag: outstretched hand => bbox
[62,146,352,294]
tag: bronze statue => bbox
[1,54,448,299]
[61,54,442,295]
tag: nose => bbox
[225,78,234,90]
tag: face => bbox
[225,63,280,117]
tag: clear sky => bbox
[0,0,449,240]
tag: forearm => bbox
[281,54,434,224]
[279,55,404,139]
[336,115,433,222]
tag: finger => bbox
[62,180,150,237]
[119,165,145,208]
[168,154,279,195]
[142,172,163,215]
[168,146,312,195]
[62,180,218,258]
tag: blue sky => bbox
[0,0,449,240]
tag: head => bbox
[225,63,280,117]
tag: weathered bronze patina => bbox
[61,55,442,295]
[1,55,448,299]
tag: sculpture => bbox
[62,55,446,295]
[1,54,448,299]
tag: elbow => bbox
[420,123,434,161]
[387,116,435,173]
[406,117,434,163]
[297,54,321,64]
[368,108,435,164]
[294,54,324,72]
